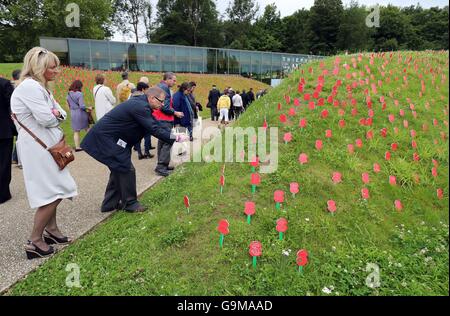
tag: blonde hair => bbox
[19,47,60,89]
[139,76,149,84]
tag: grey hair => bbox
[163,72,175,81]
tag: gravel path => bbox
[0,118,218,293]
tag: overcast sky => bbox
[112,0,449,42]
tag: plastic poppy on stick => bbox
[217,219,229,248]
[249,241,262,268]
[244,202,256,224]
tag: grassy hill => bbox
[0,64,270,147]
[8,51,449,296]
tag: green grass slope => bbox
[8,51,449,296]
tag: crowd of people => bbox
[207,85,267,125]
[0,47,192,260]
[0,46,268,261]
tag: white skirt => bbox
[17,132,78,209]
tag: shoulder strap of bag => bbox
[68,91,81,108]
[94,85,103,98]
[11,113,48,149]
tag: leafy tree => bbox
[151,0,222,47]
[337,1,373,53]
[0,0,113,62]
[307,0,344,55]
[280,9,311,54]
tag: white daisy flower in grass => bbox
[322,286,333,294]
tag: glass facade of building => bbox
[40,37,323,81]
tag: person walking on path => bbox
[0,76,16,204]
[81,87,189,213]
[207,84,220,121]
[11,47,78,259]
[93,73,116,121]
[217,90,231,127]
[116,72,135,104]
[232,90,243,120]
[248,88,255,105]
[66,80,92,151]
[131,81,154,159]
[154,72,184,177]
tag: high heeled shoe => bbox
[25,240,54,260]
[43,229,72,245]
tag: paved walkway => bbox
[0,118,219,293]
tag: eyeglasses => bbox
[154,96,164,104]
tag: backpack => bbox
[119,83,131,103]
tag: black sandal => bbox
[43,229,72,245]
[25,240,54,260]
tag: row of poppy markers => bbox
[182,161,309,271]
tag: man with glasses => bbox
[154,72,184,177]
[81,87,188,213]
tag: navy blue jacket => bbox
[81,95,174,172]
[172,91,192,128]
[157,81,174,116]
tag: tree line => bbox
[1,0,448,62]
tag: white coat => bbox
[10,78,78,209]
[93,84,116,121]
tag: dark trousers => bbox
[234,107,243,119]
[101,165,140,212]
[156,120,173,171]
[0,138,13,204]
[133,133,151,155]
[210,106,218,121]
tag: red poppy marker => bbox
[362,173,370,184]
[325,129,332,138]
[217,219,229,248]
[290,182,299,197]
[244,201,255,224]
[437,188,443,200]
[361,188,370,199]
[249,241,262,268]
[373,163,381,173]
[332,172,342,184]
[389,176,397,186]
[432,167,438,178]
[385,151,391,161]
[220,175,225,194]
[299,118,307,129]
[283,132,292,144]
[274,190,284,211]
[251,173,260,194]
[183,195,190,213]
[296,249,309,274]
[250,156,259,172]
[276,218,288,240]
[315,140,323,151]
[327,200,337,215]
[348,144,354,154]
[298,153,308,165]
[394,200,403,211]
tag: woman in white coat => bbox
[93,74,116,121]
[11,47,78,259]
